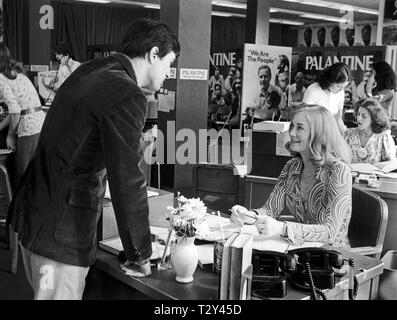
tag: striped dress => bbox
[255,157,352,247]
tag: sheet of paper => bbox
[0,149,13,155]
[252,235,323,252]
[198,214,242,241]
[197,244,214,265]
[350,163,382,175]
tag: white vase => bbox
[171,236,198,283]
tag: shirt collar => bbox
[291,158,323,181]
[111,52,137,83]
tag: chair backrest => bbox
[0,164,12,215]
[348,186,388,255]
[192,163,240,213]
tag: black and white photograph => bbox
[0,0,396,312]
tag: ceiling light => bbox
[212,0,246,10]
[300,13,347,23]
[78,0,111,3]
[281,0,377,15]
[270,18,304,25]
[211,11,245,18]
[144,4,160,9]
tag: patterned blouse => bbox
[255,158,352,247]
[344,128,397,164]
[0,73,45,137]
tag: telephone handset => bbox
[251,249,296,298]
[287,247,345,298]
[251,247,348,299]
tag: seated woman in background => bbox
[231,104,352,247]
[303,62,350,135]
[344,98,396,169]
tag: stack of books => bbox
[219,232,254,300]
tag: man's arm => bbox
[100,94,152,276]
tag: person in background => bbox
[287,72,306,107]
[366,61,397,116]
[357,69,374,100]
[247,65,285,123]
[0,44,45,187]
[344,98,396,168]
[231,105,352,246]
[42,43,81,96]
[208,65,225,96]
[7,19,180,300]
[303,62,350,134]
[208,83,225,128]
[225,66,237,93]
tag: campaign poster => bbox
[37,70,58,106]
[240,44,292,124]
[291,46,386,103]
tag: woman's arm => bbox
[282,163,352,245]
[0,114,10,131]
[373,133,397,171]
[0,82,21,150]
[7,113,20,150]
[335,108,347,135]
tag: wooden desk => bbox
[84,246,383,300]
[353,180,397,257]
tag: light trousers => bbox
[20,245,90,300]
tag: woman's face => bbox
[289,112,310,155]
[356,107,372,131]
[328,80,349,94]
[56,53,69,65]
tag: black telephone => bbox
[251,250,296,298]
[288,247,345,291]
[251,247,347,299]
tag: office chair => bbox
[0,164,18,274]
[192,163,241,214]
[348,186,388,260]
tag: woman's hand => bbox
[255,215,285,238]
[6,134,16,151]
[230,205,257,226]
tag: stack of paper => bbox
[253,121,290,133]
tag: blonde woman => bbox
[231,105,352,247]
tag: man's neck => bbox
[129,57,150,88]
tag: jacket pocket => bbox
[54,187,102,249]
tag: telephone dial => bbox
[251,247,352,300]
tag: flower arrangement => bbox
[166,192,209,240]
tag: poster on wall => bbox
[207,48,243,131]
[37,70,58,106]
[291,46,387,105]
[240,44,292,127]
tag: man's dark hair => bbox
[121,19,180,59]
[372,60,397,91]
[258,65,271,77]
[317,62,351,90]
[55,43,74,58]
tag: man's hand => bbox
[255,215,284,238]
[120,260,151,278]
[230,205,257,226]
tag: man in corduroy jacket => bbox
[7,19,180,300]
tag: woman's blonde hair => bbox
[286,104,352,166]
